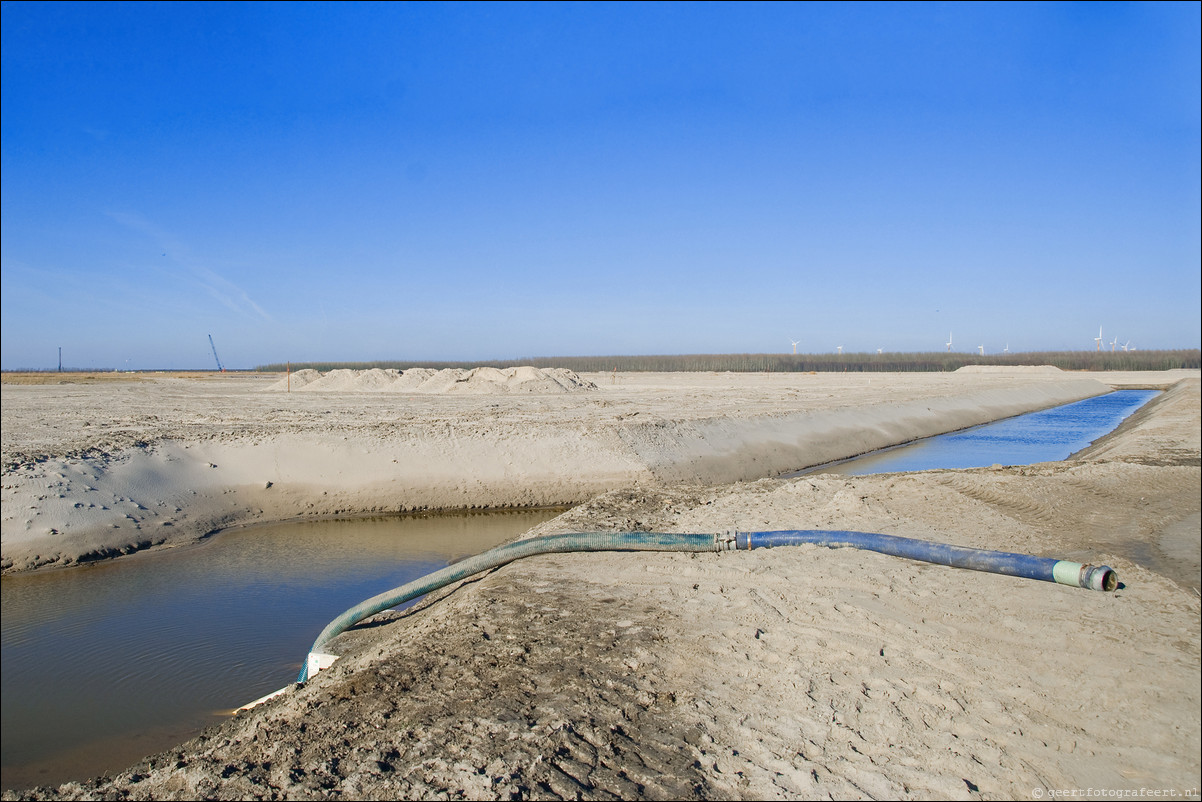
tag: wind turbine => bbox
[1110,337,1118,352]
[978,345,985,356]
[877,347,883,355]
[836,345,843,355]
[790,339,799,355]
[1003,343,1010,354]
[946,332,953,352]
[1122,340,1131,352]
[1094,326,1103,352]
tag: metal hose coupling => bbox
[715,530,740,551]
[1054,561,1118,592]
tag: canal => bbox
[0,509,563,790]
[799,389,1158,476]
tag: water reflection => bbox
[1,509,562,790]
[807,390,1157,476]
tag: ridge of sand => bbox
[2,374,1119,572]
[1073,377,1201,465]
[7,374,1197,800]
[261,366,597,394]
[955,363,1064,373]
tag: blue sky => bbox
[2,2,1199,369]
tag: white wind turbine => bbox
[946,332,953,352]
[978,344,985,356]
[1110,337,1118,352]
[790,339,800,355]
[877,347,883,355]
[1094,326,1103,352]
[1003,343,1010,354]
[836,345,843,355]
[1122,340,1131,352]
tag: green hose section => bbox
[297,532,718,681]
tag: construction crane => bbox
[208,334,225,373]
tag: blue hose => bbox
[296,529,1116,682]
[737,530,1117,590]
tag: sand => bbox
[0,369,1157,573]
[1,369,1198,800]
[262,366,597,394]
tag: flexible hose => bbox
[297,532,714,681]
[737,530,1117,591]
[297,530,1116,682]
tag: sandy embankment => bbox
[1,369,1131,573]
[6,372,1197,801]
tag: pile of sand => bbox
[301,368,401,392]
[263,367,596,394]
[392,368,438,390]
[263,368,322,391]
[438,366,597,395]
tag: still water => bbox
[804,389,1158,476]
[0,509,563,790]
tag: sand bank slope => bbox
[2,374,1115,572]
[1075,377,1201,465]
[14,378,1198,801]
[955,363,1064,373]
[621,378,1112,483]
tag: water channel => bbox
[800,389,1158,476]
[0,509,563,790]
[0,390,1158,790]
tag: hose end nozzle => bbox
[1081,564,1118,592]
[1052,560,1118,591]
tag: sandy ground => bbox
[2,369,1199,800]
[0,368,1173,573]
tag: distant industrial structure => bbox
[208,335,225,373]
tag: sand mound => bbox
[543,367,597,391]
[440,366,597,394]
[354,368,404,390]
[415,368,474,393]
[955,364,1063,374]
[392,368,438,390]
[264,367,597,394]
[263,369,322,391]
[298,369,362,391]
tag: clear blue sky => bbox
[3,1,1199,369]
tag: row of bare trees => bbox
[257,349,1200,374]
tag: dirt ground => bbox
[2,371,1198,800]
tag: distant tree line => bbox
[256,349,1200,374]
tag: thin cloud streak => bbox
[106,210,274,323]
